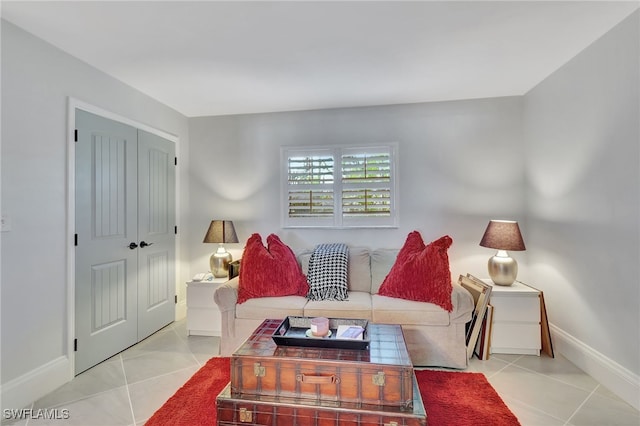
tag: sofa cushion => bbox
[299,247,371,293]
[236,295,308,320]
[370,249,398,294]
[377,232,454,312]
[303,291,372,320]
[237,233,308,304]
[371,294,450,325]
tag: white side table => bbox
[486,280,541,356]
[186,277,227,336]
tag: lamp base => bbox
[210,245,232,278]
[488,250,518,286]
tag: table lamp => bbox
[203,220,239,278]
[479,220,526,286]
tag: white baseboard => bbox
[1,356,71,411]
[551,324,640,411]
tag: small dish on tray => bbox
[305,329,332,338]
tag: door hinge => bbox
[174,157,177,166]
[74,338,78,352]
[74,234,78,246]
[74,129,78,142]
[174,295,177,304]
[174,226,177,235]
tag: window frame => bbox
[281,143,399,229]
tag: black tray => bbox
[272,316,370,350]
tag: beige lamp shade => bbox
[203,220,239,244]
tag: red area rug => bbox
[146,357,520,426]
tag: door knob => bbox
[128,242,138,250]
[140,241,154,248]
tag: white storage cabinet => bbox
[186,278,226,336]
[488,280,541,356]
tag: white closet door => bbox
[75,110,175,374]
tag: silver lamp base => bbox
[488,250,518,286]
[210,245,232,278]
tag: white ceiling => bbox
[2,1,638,117]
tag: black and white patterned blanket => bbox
[306,243,349,301]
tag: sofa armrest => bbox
[214,276,239,313]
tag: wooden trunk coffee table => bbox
[216,318,427,425]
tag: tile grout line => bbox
[563,384,600,426]
[502,356,595,424]
[483,355,569,424]
[25,402,34,426]
[125,364,200,388]
[490,356,611,425]
[119,354,137,426]
[503,395,568,425]
[170,323,204,367]
[35,382,132,411]
[508,360,602,395]
[482,356,533,421]
[479,355,520,379]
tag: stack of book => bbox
[459,274,492,360]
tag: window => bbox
[282,144,398,228]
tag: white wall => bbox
[0,21,190,408]
[524,11,639,407]
[187,97,525,282]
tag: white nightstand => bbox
[486,280,542,356]
[186,277,227,336]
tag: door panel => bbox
[93,134,127,238]
[75,110,138,374]
[137,130,176,339]
[91,260,127,331]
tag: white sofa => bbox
[214,247,474,369]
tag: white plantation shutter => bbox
[288,189,334,217]
[341,149,392,218]
[284,149,336,226]
[282,145,397,228]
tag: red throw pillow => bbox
[378,231,454,312]
[237,233,309,304]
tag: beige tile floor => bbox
[3,319,639,426]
